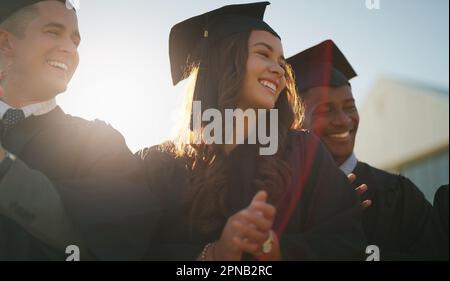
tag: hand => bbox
[214,191,277,260]
[347,173,372,210]
[228,191,278,259]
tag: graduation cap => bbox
[169,1,279,86]
[169,2,279,129]
[1,0,69,24]
[287,40,357,93]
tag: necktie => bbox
[2,108,25,132]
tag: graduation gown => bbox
[0,107,159,260]
[433,185,449,260]
[352,161,444,260]
[138,130,366,260]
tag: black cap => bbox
[287,40,357,93]
[1,0,70,24]
[169,1,279,86]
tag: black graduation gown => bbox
[138,130,366,260]
[433,184,449,260]
[0,107,159,260]
[352,161,444,260]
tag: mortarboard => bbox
[1,0,71,24]
[287,40,357,93]
[168,2,280,130]
[169,1,279,86]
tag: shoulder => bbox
[286,129,335,163]
[136,141,188,180]
[137,141,178,163]
[286,129,325,155]
[285,129,347,187]
[136,142,190,204]
[45,107,125,142]
[434,184,449,207]
[63,114,123,139]
[357,162,429,206]
[357,161,417,190]
[287,129,320,144]
[39,109,128,152]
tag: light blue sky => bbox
[57,0,449,152]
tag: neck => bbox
[0,95,49,108]
[1,80,54,108]
[223,113,257,155]
[335,154,352,167]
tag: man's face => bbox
[302,85,359,165]
[8,1,80,100]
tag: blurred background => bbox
[58,0,449,202]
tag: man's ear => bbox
[0,30,15,58]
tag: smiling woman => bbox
[239,30,286,111]
[137,2,365,261]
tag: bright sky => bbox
[57,0,449,152]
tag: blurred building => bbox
[355,78,449,203]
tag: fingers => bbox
[227,191,277,256]
[347,173,356,184]
[251,190,268,204]
[233,236,262,256]
[237,209,273,233]
[249,191,276,221]
[361,199,372,210]
[355,184,368,196]
[233,220,267,244]
[354,184,371,209]
[249,201,276,221]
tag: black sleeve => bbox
[433,185,449,260]
[137,145,204,261]
[355,163,444,260]
[0,157,87,258]
[392,178,445,260]
[279,133,366,260]
[50,122,161,260]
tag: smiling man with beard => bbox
[287,40,444,260]
[0,0,159,260]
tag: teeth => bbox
[260,80,277,92]
[330,131,350,138]
[48,61,68,71]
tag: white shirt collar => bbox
[339,152,358,175]
[0,99,57,118]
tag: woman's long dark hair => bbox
[170,31,303,238]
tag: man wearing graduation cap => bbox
[287,40,444,260]
[0,0,159,260]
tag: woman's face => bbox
[238,30,286,110]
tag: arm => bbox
[277,136,366,260]
[1,121,160,260]
[0,153,89,258]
